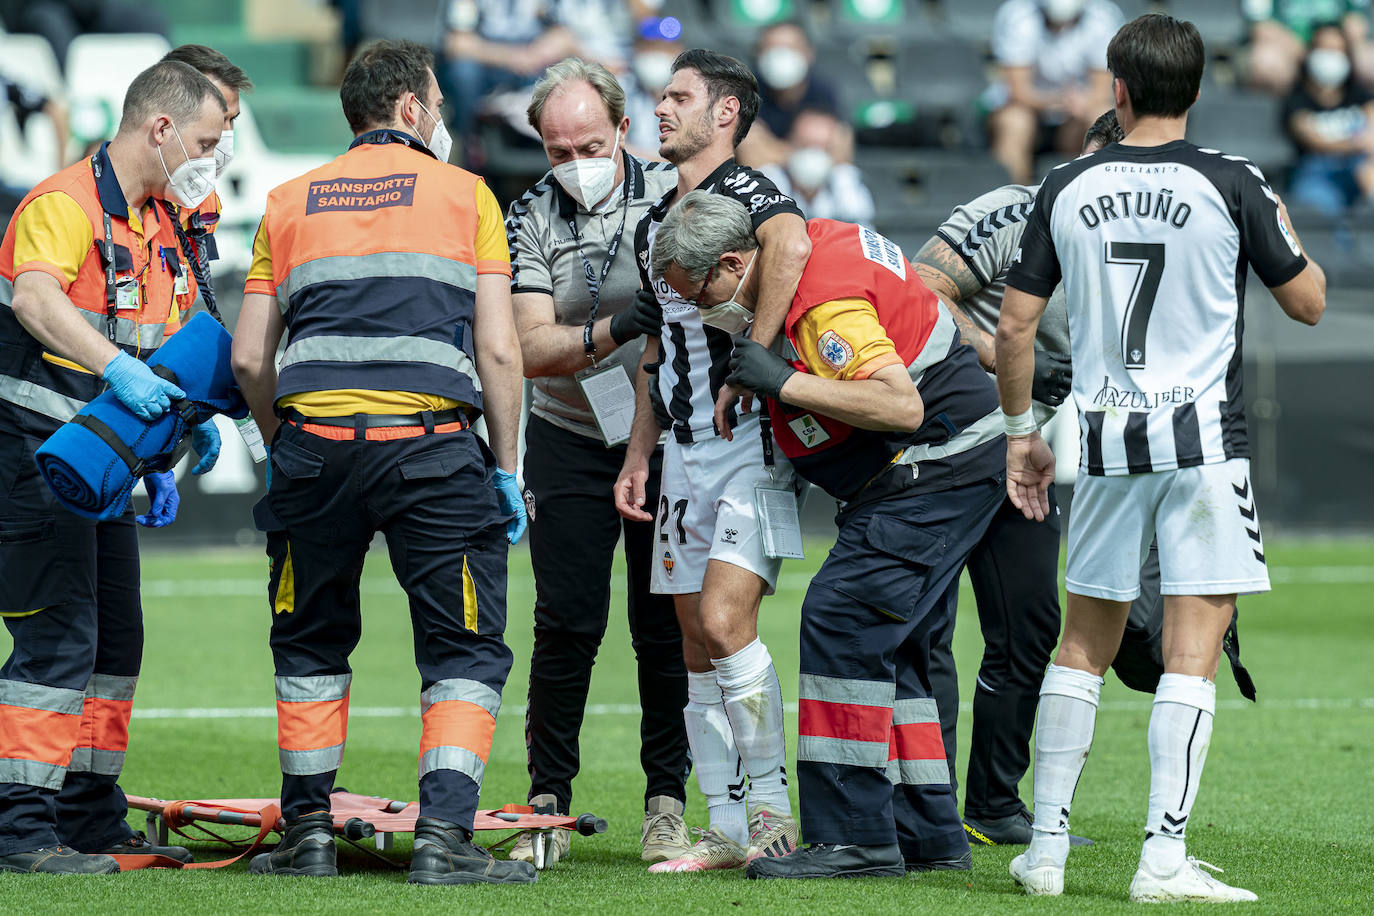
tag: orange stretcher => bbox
[125,791,607,870]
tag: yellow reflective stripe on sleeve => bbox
[274,543,295,614]
[462,554,478,633]
[41,351,95,375]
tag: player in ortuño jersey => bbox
[996,14,1326,904]
[613,48,812,874]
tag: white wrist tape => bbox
[1003,407,1038,437]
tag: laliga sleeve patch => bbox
[817,329,855,371]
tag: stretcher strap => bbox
[112,802,282,870]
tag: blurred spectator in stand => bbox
[328,0,362,66]
[762,107,874,224]
[1245,0,1374,96]
[555,0,659,75]
[0,0,168,73]
[1283,22,1374,218]
[983,0,1121,184]
[440,0,577,164]
[738,20,839,167]
[1,72,69,178]
[624,16,683,158]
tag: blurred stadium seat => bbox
[858,148,1010,250]
[1186,89,1289,177]
[1164,0,1245,52]
[65,33,172,146]
[359,0,445,44]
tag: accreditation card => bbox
[754,483,804,559]
[576,363,637,447]
[235,416,268,462]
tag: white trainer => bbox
[1010,852,1065,896]
[641,796,693,863]
[1130,857,1258,903]
[744,805,799,863]
[647,827,745,873]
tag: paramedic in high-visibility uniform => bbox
[0,60,226,875]
[231,39,534,886]
[651,190,1007,880]
[160,44,253,332]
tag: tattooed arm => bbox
[911,234,997,371]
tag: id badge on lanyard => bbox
[235,416,268,462]
[576,363,637,447]
[754,412,803,558]
[754,482,804,559]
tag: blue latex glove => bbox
[102,351,185,420]
[190,420,220,475]
[136,471,179,527]
[492,468,527,545]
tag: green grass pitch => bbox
[2,538,1372,914]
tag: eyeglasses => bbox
[692,265,715,307]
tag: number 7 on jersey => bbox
[1105,241,1165,370]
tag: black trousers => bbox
[522,416,688,812]
[929,484,1062,821]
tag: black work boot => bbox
[96,830,194,863]
[0,845,119,874]
[250,812,337,877]
[905,849,973,874]
[745,842,905,879]
[408,816,537,885]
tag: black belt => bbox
[280,406,469,433]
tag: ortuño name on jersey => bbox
[1077,188,1192,231]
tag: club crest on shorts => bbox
[817,330,854,371]
[523,488,536,521]
[662,550,675,573]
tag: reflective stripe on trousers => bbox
[275,673,351,775]
[885,697,948,786]
[66,673,138,776]
[797,673,894,769]
[0,678,86,789]
[417,677,500,784]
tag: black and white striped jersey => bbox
[634,158,803,443]
[1008,140,1307,476]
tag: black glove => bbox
[725,338,796,401]
[609,289,663,345]
[1031,349,1072,407]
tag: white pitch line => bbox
[139,564,1374,598]
[133,696,1374,721]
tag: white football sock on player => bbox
[1141,673,1216,875]
[684,670,748,847]
[712,638,791,816]
[1027,664,1104,869]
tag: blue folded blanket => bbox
[35,312,249,519]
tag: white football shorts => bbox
[1066,457,1271,600]
[650,412,796,595]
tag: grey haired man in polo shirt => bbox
[503,57,692,866]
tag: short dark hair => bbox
[119,60,225,132]
[162,44,254,92]
[1082,109,1124,152]
[340,39,434,134]
[1106,14,1204,119]
[671,48,760,146]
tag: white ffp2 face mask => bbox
[787,146,833,192]
[213,128,234,178]
[757,47,808,90]
[552,128,622,210]
[414,99,453,163]
[1307,48,1352,88]
[698,250,757,335]
[159,121,217,209]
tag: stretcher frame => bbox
[126,790,607,870]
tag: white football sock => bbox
[1141,673,1216,875]
[1028,664,1104,868]
[712,638,791,816]
[684,669,747,846]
